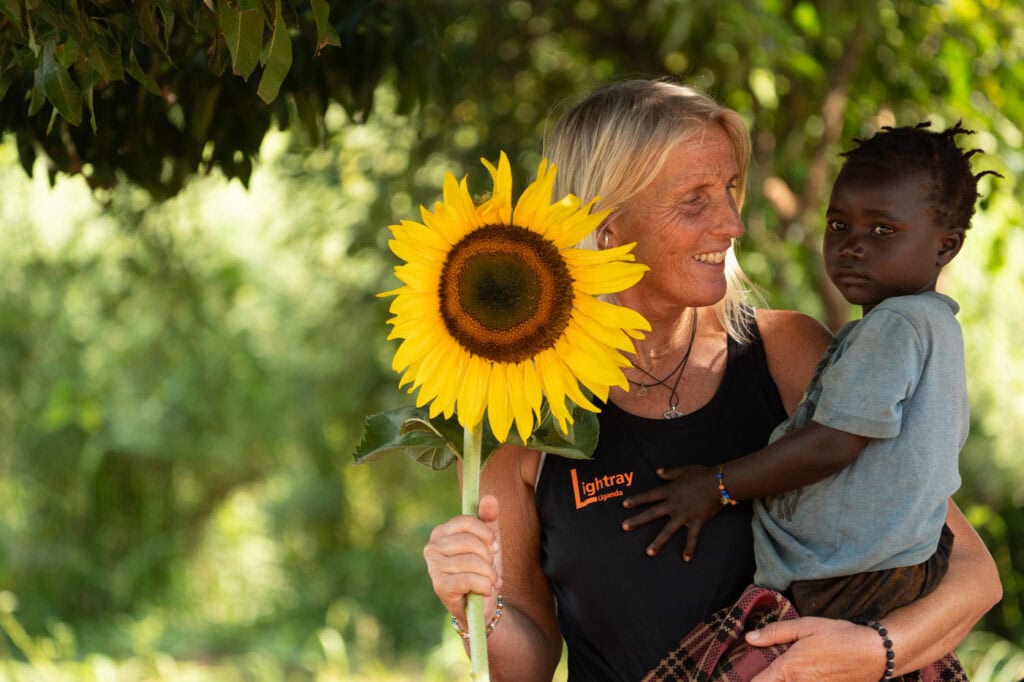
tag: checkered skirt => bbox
[641,585,967,682]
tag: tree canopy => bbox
[0,0,438,196]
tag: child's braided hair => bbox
[840,121,1001,232]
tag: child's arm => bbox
[621,422,869,559]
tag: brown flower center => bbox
[439,224,574,363]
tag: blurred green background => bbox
[0,1,1022,680]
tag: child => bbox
[621,122,998,632]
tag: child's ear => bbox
[937,228,965,266]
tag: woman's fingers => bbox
[423,497,504,616]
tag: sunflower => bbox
[381,152,650,443]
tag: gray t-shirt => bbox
[752,292,967,591]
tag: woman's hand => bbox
[746,617,887,682]
[423,494,503,625]
[620,464,723,560]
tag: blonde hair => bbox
[543,79,757,341]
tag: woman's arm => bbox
[746,500,1002,681]
[879,499,1001,671]
[423,444,562,681]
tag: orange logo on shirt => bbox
[571,468,635,509]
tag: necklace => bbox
[628,309,698,419]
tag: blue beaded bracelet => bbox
[716,464,738,506]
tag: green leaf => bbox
[85,26,125,83]
[157,0,176,49]
[520,405,599,461]
[135,0,165,53]
[76,66,101,132]
[353,401,599,472]
[29,61,46,116]
[41,42,82,125]
[256,0,292,104]
[310,0,340,53]
[126,47,161,95]
[353,406,459,471]
[189,82,221,142]
[0,0,21,31]
[0,66,14,103]
[219,0,264,80]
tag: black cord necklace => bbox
[628,310,698,419]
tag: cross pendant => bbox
[664,406,683,419]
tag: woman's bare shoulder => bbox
[754,308,833,414]
[482,443,543,491]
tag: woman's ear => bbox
[937,228,965,266]
[597,226,611,249]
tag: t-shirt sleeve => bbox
[811,309,925,439]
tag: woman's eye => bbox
[872,224,895,236]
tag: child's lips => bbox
[833,269,870,285]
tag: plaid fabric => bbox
[642,585,968,682]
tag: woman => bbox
[423,80,1001,681]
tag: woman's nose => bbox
[718,200,745,239]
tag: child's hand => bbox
[620,465,724,560]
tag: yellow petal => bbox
[479,152,513,225]
[505,362,537,443]
[544,198,609,248]
[513,159,556,231]
[535,349,575,432]
[571,261,649,295]
[457,354,490,429]
[486,363,513,442]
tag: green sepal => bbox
[352,402,599,471]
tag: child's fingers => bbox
[682,518,704,562]
[645,518,686,556]
[622,486,667,510]
[621,504,668,531]
[655,467,678,480]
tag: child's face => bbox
[823,165,962,315]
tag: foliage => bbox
[353,404,599,472]
[0,0,1022,679]
[0,0,438,197]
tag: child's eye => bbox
[826,219,845,232]
[871,224,895,236]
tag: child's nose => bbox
[838,235,865,258]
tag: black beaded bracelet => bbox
[863,619,895,680]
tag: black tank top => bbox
[535,324,788,681]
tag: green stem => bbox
[461,421,489,681]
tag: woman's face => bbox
[606,124,744,315]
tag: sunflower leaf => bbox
[353,406,458,471]
[520,404,598,460]
[353,400,599,473]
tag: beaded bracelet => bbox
[451,595,504,641]
[716,464,738,506]
[863,619,895,680]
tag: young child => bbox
[620,122,999,629]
